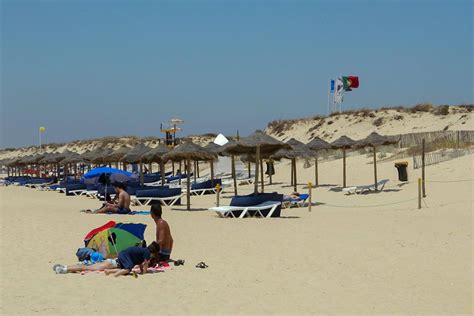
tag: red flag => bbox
[348,76,359,88]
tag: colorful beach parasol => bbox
[83,221,146,258]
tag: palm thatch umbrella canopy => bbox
[141,144,171,187]
[204,142,225,155]
[102,146,131,164]
[354,132,399,190]
[90,148,114,165]
[121,143,151,184]
[162,142,217,210]
[224,130,289,194]
[81,147,108,164]
[331,136,356,188]
[270,138,313,191]
[61,151,82,164]
[121,144,150,163]
[306,137,331,186]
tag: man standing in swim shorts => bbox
[150,204,173,262]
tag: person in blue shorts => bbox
[94,182,131,214]
[53,242,160,277]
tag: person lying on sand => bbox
[150,204,174,262]
[53,242,160,277]
[91,182,131,214]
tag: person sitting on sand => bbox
[53,242,160,277]
[150,204,174,262]
[93,182,131,214]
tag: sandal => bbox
[195,261,208,269]
[174,259,185,266]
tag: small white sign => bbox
[214,134,229,146]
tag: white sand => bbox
[0,153,472,314]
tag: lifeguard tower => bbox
[160,118,183,147]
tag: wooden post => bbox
[418,177,422,209]
[186,157,191,210]
[148,163,152,173]
[373,146,378,191]
[314,155,319,187]
[216,183,221,207]
[248,162,251,179]
[172,161,175,175]
[193,161,197,183]
[178,161,182,185]
[210,160,214,187]
[139,162,144,185]
[254,145,260,195]
[293,158,297,192]
[160,161,165,187]
[231,155,237,196]
[290,159,294,187]
[422,139,426,197]
[308,182,312,212]
[260,158,264,193]
[342,148,346,188]
[196,161,200,178]
[269,160,273,185]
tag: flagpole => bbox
[327,79,330,116]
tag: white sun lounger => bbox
[132,194,182,207]
[343,179,389,195]
[190,187,219,196]
[209,200,282,218]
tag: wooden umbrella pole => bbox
[186,157,191,210]
[248,162,251,179]
[178,161,182,185]
[373,146,378,191]
[269,160,273,185]
[139,162,144,185]
[342,148,346,188]
[160,161,165,187]
[293,158,297,192]
[260,158,264,193]
[148,163,152,173]
[254,145,260,195]
[193,160,197,183]
[172,161,175,175]
[290,159,294,186]
[210,160,214,187]
[197,161,200,178]
[231,155,237,196]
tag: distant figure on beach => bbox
[53,243,160,277]
[94,182,131,214]
[150,204,173,262]
[284,192,300,200]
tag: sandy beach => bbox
[1,152,472,315]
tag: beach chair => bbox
[190,179,222,196]
[133,187,182,206]
[282,193,309,208]
[343,179,389,195]
[209,200,282,218]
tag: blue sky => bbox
[1,0,472,148]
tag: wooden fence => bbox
[412,147,474,169]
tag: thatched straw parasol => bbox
[306,137,331,186]
[162,142,216,210]
[121,144,151,184]
[102,146,131,166]
[141,144,170,187]
[354,132,399,190]
[331,136,356,188]
[224,131,289,194]
[81,147,109,164]
[271,138,313,191]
